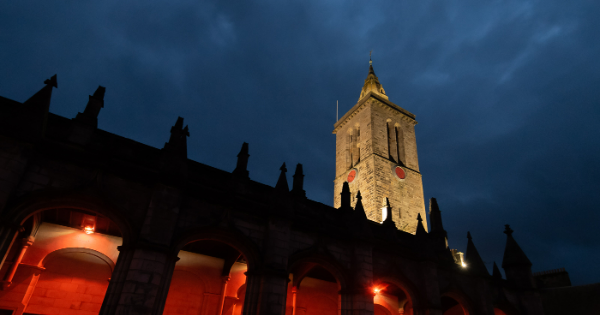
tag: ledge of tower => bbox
[333,92,417,134]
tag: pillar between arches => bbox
[99,244,179,315]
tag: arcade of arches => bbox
[0,206,478,315]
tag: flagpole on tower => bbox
[336,100,338,121]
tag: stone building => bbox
[0,65,549,315]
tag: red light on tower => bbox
[373,287,381,295]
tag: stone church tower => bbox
[333,60,427,233]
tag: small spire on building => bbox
[163,116,189,158]
[382,197,395,227]
[75,86,106,127]
[340,182,351,210]
[354,191,367,219]
[233,142,250,178]
[291,163,306,197]
[502,225,532,268]
[358,56,388,101]
[24,74,57,107]
[429,198,444,233]
[416,213,427,236]
[275,163,289,191]
[466,232,490,276]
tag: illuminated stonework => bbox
[333,62,427,233]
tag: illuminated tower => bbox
[333,60,427,233]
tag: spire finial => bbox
[275,162,289,191]
[504,224,514,236]
[369,50,372,65]
[233,142,250,178]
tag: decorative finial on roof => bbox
[504,224,514,236]
[44,74,58,88]
[276,162,289,191]
[359,54,388,101]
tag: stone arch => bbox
[25,247,114,314]
[172,226,262,272]
[287,248,350,290]
[375,274,425,312]
[1,189,135,246]
[441,289,474,315]
[41,247,115,271]
[164,226,259,315]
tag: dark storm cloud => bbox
[1,0,599,284]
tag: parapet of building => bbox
[0,68,549,315]
[534,268,571,289]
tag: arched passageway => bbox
[0,207,124,315]
[287,264,342,315]
[373,281,414,315]
[163,240,248,315]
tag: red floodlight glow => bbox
[84,225,95,234]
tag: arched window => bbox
[346,129,353,169]
[395,124,405,165]
[387,120,398,163]
[354,125,361,165]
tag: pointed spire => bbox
[233,142,250,178]
[163,116,189,158]
[502,225,532,268]
[465,232,490,276]
[291,163,306,197]
[415,213,427,236]
[354,191,367,219]
[340,182,351,210]
[24,74,57,107]
[493,262,503,280]
[502,224,535,289]
[358,59,388,101]
[382,197,395,227]
[275,163,289,191]
[75,86,105,127]
[429,198,444,233]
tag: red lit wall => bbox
[24,252,111,314]
[285,277,338,315]
[163,251,247,315]
[0,222,121,314]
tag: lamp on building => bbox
[82,215,96,234]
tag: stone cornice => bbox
[333,92,417,134]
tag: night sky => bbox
[2,1,599,285]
